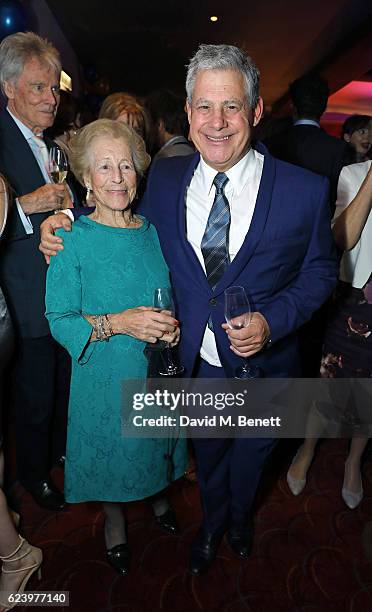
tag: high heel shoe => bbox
[106,543,131,576]
[155,508,180,536]
[0,536,42,611]
[342,462,363,509]
[286,446,313,496]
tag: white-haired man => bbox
[0,31,76,510]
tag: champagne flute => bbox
[153,287,184,376]
[224,285,262,379]
[48,147,68,184]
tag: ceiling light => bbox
[210,16,218,22]
[60,70,72,92]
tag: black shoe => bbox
[55,455,66,468]
[155,508,180,536]
[188,531,222,576]
[27,480,66,511]
[106,543,131,576]
[226,526,253,559]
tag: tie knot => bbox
[31,134,46,149]
[213,172,228,194]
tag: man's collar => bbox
[161,135,187,150]
[6,107,43,139]
[199,147,260,197]
[294,119,320,128]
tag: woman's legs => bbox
[150,494,170,517]
[287,438,319,483]
[102,502,126,548]
[342,437,368,508]
[0,450,42,607]
[102,502,130,576]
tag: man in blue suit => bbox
[40,44,338,575]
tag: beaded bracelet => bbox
[92,314,108,341]
[104,314,114,337]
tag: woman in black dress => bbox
[0,176,42,611]
[287,161,372,509]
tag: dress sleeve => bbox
[45,229,95,364]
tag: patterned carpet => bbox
[5,439,372,612]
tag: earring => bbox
[86,186,91,199]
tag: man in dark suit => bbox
[0,32,75,510]
[267,74,351,213]
[267,75,352,376]
[146,88,194,162]
[40,44,338,572]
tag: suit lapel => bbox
[216,142,276,294]
[0,111,45,194]
[175,152,213,293]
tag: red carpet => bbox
[6,439,372,612]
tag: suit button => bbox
[209,298,217,305]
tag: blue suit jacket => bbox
[138,143,338,377]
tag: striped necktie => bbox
[201,172,231,289]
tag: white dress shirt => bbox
[294,119,320,128]
[186,148,264,366]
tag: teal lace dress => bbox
[45,215,187,503]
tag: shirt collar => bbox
[199,147,258,197]
[294,119,320,128]
[161,135,186,150]
[6,107,43,140]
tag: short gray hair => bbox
[186,44,260,108]
[0,31,61,95]
[69,119,151,186]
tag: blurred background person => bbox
[267,73,351,213]
[145,88,194,161]
[342,114,371,163]
[45,119,187,576]
[0,174,42,610]
[45,90,81,156]
[99,92,152,153]
[287,157,372,509]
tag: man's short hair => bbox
[289,74,329,120]
[186,44,260,109]
[0,31,61,96]
[146,89,188,136]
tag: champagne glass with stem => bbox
[224,285,262,379]
[48,147,68,184]
[153,287,184,376]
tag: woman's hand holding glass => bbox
[109,306,179,344]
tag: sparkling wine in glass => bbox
[153,287,184,376]
[49,147,68,184]
[224,285,262,379]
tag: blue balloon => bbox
[0,1,27,41]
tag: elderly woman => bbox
[45,119,187,575]
[0,176,42,610]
